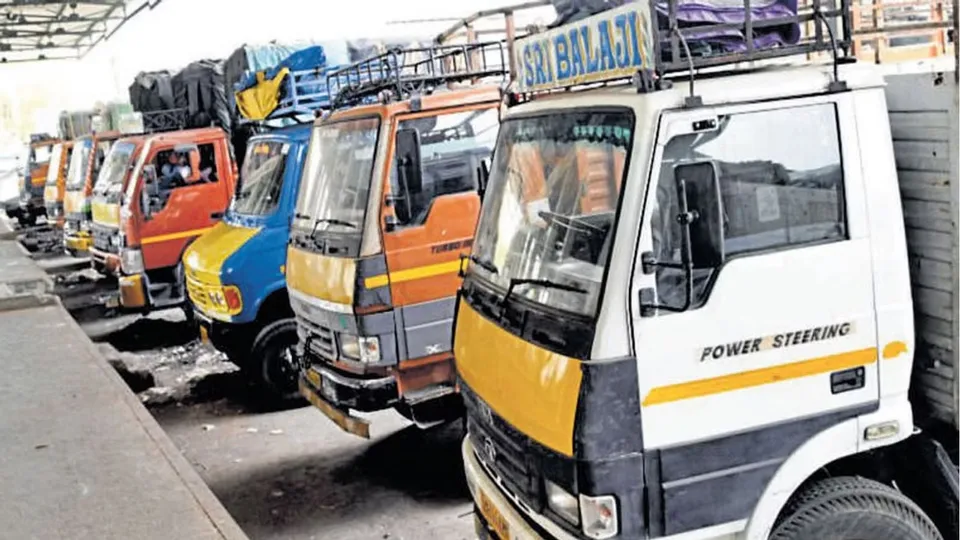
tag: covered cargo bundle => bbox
[224,42,317,118]
[173,59,232,133]
[58,110,95,140]
[235,45,331,121]
[128,70,176,112]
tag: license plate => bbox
[299,378,370,439]
[479,489,510,539]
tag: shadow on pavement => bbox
[208,421,469,535]
[101,316,197,352]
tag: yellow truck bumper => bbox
[64,233,93,254]
[118,274,147,309]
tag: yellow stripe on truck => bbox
[642,347,878,406]
[141,227,214,245]
[363,259,463,289]
[455,301,582,457]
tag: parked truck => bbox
[63,131,124,256]
[184,61,338,400]
[42,141,73,227]
[290,42,506,438]
[89,123,238,314]
[458,2,959,540]
[15,134,59,227]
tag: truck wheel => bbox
[249,318,303,403]
[771,476,942,540]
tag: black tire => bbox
[771,476,943,540]
[248,318,303,403]
[18,213,35,228]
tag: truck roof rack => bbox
[326,41,509,109]
[510,0,955,101]
[141,108,188,133]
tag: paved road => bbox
[155,399,475,540]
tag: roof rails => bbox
[326,42,509,109]
[510,0,955,99]
[436,1,556,81]
[141,108,188,133]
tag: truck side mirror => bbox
[674,161,725,269]
[477,157,491,201]
[395,128,423,196]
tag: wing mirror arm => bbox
[639,161,725,317]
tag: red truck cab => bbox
[111,127,238,312]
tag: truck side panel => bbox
[885,64,960,430]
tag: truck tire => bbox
[249,318,303,403]
[771,476,943,540]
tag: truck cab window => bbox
[388,108,498,228]
[651,103,846,309]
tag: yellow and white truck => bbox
[456,1,959,539]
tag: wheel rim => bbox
[264,344,300,396]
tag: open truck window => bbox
[651,102,846,309]
[470,110,632,317]
[66,139,92,191]
[387,108,499,228]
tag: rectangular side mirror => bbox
[674,161,725,269]
[395,128,423,195]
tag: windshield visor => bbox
[230,140,288,217]
[471,110,633,317]
[45,144,64,186]
[66,139,92,191]
[295,117,379,232]
[93,142,135,200]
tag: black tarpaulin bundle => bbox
[128,71,176,112]
[173,59,232,134]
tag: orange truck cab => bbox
[42,141,74,227]
[93,127,238,313]
[289,44,505,438]
[16,134,59,227]
[63,131,124,256]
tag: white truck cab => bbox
[455,2,959,539]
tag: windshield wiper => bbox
[313,218,357,230]
[469,255,499,275]
[502,278,587,307]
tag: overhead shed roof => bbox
[0,0,156,63]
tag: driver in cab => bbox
[159,151,193,190]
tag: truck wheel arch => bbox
[744,399,915,538]
[255,285,294,324]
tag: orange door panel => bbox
[383,192,480,306]
[140,182,224,269]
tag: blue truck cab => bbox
[183,124,311,397]
[183,50,342,399]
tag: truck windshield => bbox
[470,110,633,317]
[45,144,64,186]
[230,140,288,216]
[295,117,379,231]
[30,145,53,167]
[66,139,93,191]
[93,142,136,196]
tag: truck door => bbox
[140,142,223,269]
[381,106,498,360]
[630,96,879,536]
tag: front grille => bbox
[296,314,338,364]
[92,223,118,253]
[462,383,544,513]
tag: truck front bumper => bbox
[464,437,576,540]
[118,273,147,309]
[64,232,93,255]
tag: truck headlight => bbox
[120,248,144,275]
[339,334,381,363]
[580,494,618,539]
[545,480,579,526]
